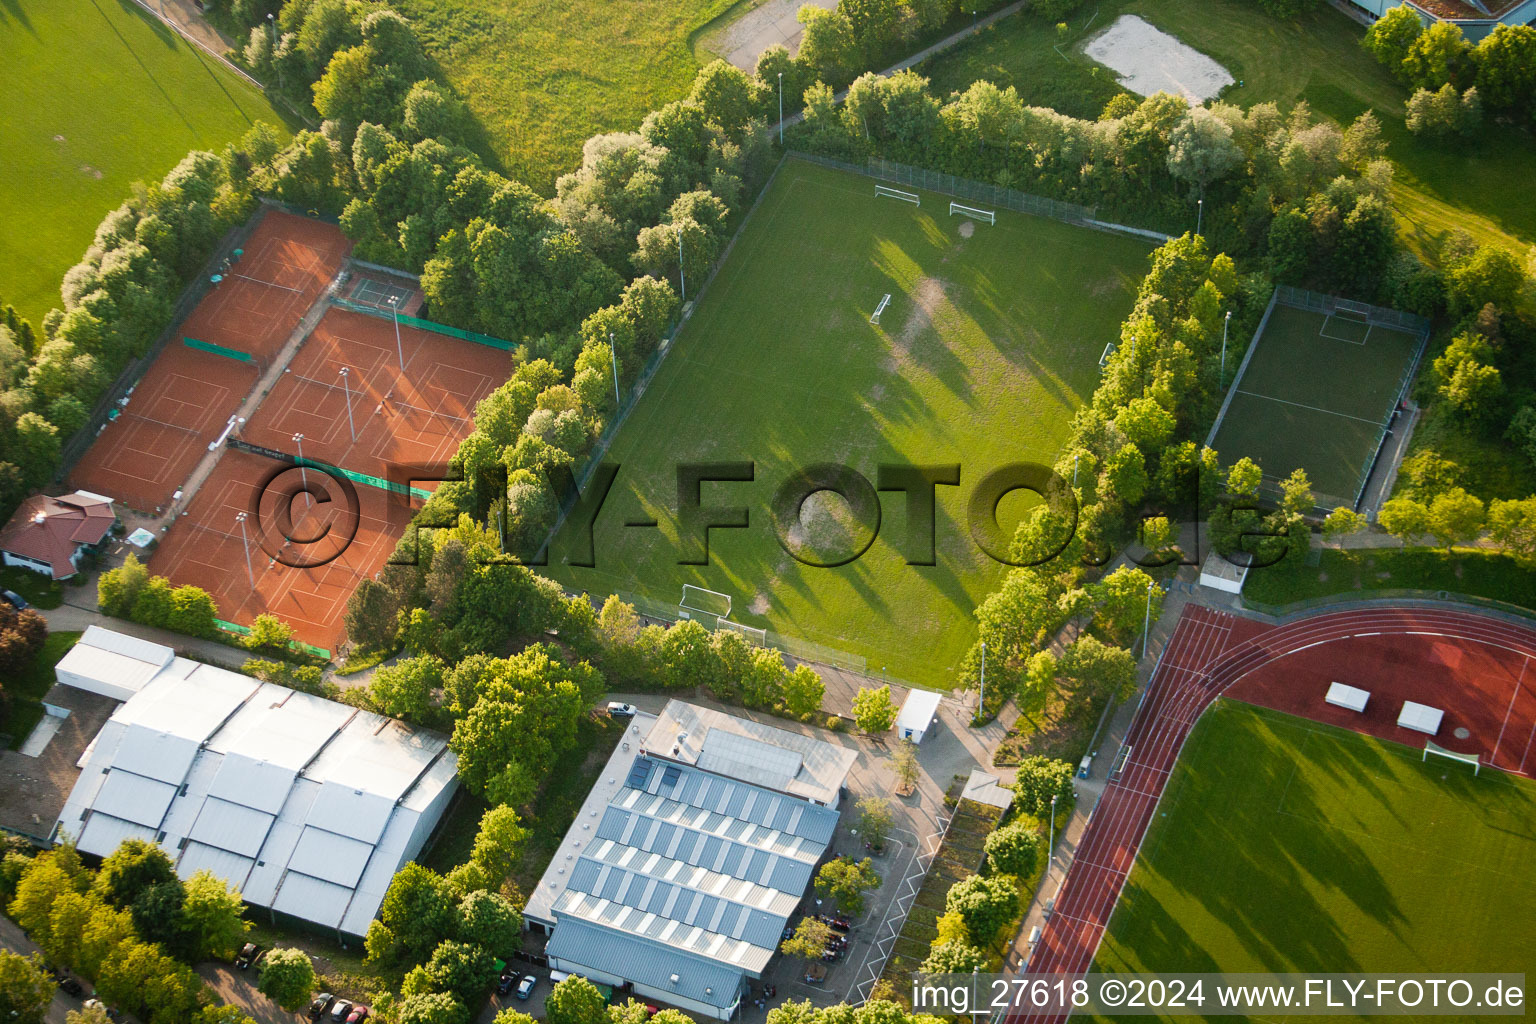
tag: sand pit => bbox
[1083,15,1234,105]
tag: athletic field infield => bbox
[547,158,1154,686]
[1093,700,1536,982]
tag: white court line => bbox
[1490,658,1528,766]
[1233,389,1383,425]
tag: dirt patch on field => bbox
[1083,15,1234,104]
[750,592,770,615]
[895,276,945,354]
[957,220,975,239]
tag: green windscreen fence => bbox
[226,437,434,500]
[184,336,256,363]
[331,297,517,351]
[214,618,331,660]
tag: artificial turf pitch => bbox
[1093,700,1536,987]
[547,158,1154,686]
[1211,303,1421,506]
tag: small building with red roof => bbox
[0,491,118,580]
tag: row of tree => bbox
[1,837,257,1024]
[1364,17,1536,124]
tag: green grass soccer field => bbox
[1211,303,1421,505]
[0,0,293,325]
[1094,700,1536,985]
[547,158,1154,686]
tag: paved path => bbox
[43,600,250,670]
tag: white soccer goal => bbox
[870,293,891,325]
[680,584,732,624]
[716,618,768,646]
[1424,740,1481,775]
[948,202,995,224]
[1098,341,1118,369]
[875,185,919,206]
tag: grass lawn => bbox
[395,0,738,193]
[547,158,1153,687]
[916,0,1536,259]
[0,0,295,326]
[0,566,64,610]
[1212,304,1422,505]
[2,630,82,749]
[1093,699,1536,980]
[1242,545,1536,612]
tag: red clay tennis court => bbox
[67,211,351,513]
[238,306,510,474]
[148,305,511,649]
[148,449,414,649]
[1013,604,1536,1021]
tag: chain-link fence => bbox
[329,296,517,351]
[1274,284,1432,335]
[1242,589,1536,625]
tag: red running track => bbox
[1011,603,1536,1023]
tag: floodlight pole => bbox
[293,433,307,493]
[778,73,784,145]
[677,226,686,303]
[1196,197,1203,236]
[1142,580,1154,659]
[978,641,986,722]
[267,14,281,90]
[339,367,356,441]
[1049,793,1058,857]
[608,331,621,407]
[388,295,404,370]
[1072,453,1079,490]
[235,512,254,587]
[1220,310,1231,385]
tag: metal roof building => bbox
[527,701,855,1019]
[53,629,457,937]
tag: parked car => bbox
[607,702,638,719]
[498,969,517,995]
[54,971,85,998]
[329,999,354,1021]
[347,1007,370,1023]
[308,994,335,1020]
[83,999,119,1018]
[235,942,262,969]
[1,589,28,610]
[515,975,538,1000]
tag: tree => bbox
[985,819,1043,877]
[944,874,1019,946]
[921,940,988,974]
[456,890,521,953]
[782,664,824,718]
[1322,507,1367,544]
[1488,497,1536,562]
[1378,496,1430,545]
[1018,650,1058,718]
[398,993,470,1024]
[1090,565,1160,643]
[851,684,898,734]
[98,552,150,617]
[1363,5,1424,78]
[1445,244,1525,318]
[892,738,919,795]
[0,605,46,677]
[0,950,53,1024]
[469,805,529,891]
[814,857,880,916]
[1403,21,1473,89]
[346,577,401,651]
[1166,107,1243,198]
[257,948,315,1012]
[1473,24,1536,110]
[545,975,610,1024]
[242,613,295,653]
[1226,457,1263,499]
[780,917,832,964]
[1012,756,1075,816]
[856,797,894,850]
[94,838,175,909]
[370,654,444,722]
[365,862,456,976]
[180,869,249,961]
[1426,488,1485,549]
[688,60,762,137]
[1057,635,1137,702]
[425,939,497,1004]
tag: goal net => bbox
[948,202,995,224]
[680,584,732,624]
[1424,740,1481,775]
[871,293,891,325]
[716,618,768,646]
[875,185,919,206]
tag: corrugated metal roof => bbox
[288,826,374,888]
[307,781,394,845]
[78,812,156,856]
[272,870,353,929]
[95,769,176,829]
[207,754,297,816]
[188,797,273,858]
[111,726,201,787]
[548,919,751,1008]
[54,626,172,698]
[697,731,803,793]
[178,841,256,892]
